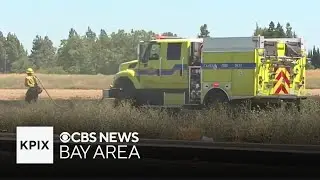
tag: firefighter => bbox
[25,68,42,103]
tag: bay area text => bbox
[60,144,140,159]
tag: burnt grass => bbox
[0,98,320,145]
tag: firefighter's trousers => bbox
[25,87,39,103]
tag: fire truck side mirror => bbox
[307,58,312,64]
[138,44,146,62]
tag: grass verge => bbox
[0,99,319,145]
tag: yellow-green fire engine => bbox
[102,35,307,109]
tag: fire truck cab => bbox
[102,35,307,109]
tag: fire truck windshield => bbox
[139,42,160,63]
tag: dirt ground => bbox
[0,89,102,100]
[0,89,320,101]
[307,89,320,96]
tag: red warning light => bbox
[154,34,182,39]
[155,34,165,39]
[213,82,219,88]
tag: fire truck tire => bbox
[203,89,229,109]
[113,78,137,107]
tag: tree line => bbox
[0,22,319,75]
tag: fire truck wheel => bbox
[113,78,137,107]
[204,89,229,109]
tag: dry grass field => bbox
[304,70,320,89]
[0,99,319,144]
[0,73,114,89]
[0,89,102,100]
[0,70,319,100]
[0,71,319,144]
[0,69,318,90]
[0,73,112,100]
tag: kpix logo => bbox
[20,140,49,150]
[16,126,54,164]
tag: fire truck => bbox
[102,35,307,109]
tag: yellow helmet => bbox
[26,68,34,74]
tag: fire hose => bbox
[34,75,107,109]
[34,75,75,109]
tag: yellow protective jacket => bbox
[25,75,38,88]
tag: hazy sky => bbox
[0,0,318,52]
